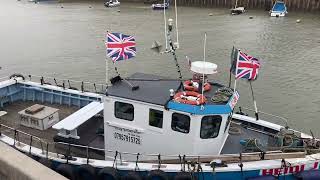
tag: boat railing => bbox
[0,123,307,166]
[26,74,107,95]
[238,107,289,128]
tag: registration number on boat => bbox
[114,132,141,145]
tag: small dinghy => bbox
[270,1,287,17]
[152,1,169,10]
[231,0,245,15]
[104,0,120,8]
[231,7,245,15]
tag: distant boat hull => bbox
[231,7,245,15]
[152,3,169,10]
[104,1,120,7]
[270,11,286,17]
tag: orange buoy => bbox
[174,91,207,105]
[183,80,211,92]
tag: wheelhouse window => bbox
[171,113,190,134]
[114,101,134,121]
[200,115,222,139]
[149,109,163,128]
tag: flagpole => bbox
[202,32,207,97]
[229,46,235,88]
[249,80,259,120]
[106,58,109,85]
[233,49,240,93]
[228,70,232,88]
[167,19,182,80]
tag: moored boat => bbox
[231,7,245,15]
[104,0,120,8]
[0,59,319,179]
[231,0,245,15]
[152,1,169,10]
[270,1,287,17]
[0,8,319,180]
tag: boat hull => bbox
[270,12,286,17]
[152,3,169,10]
[18,152,320,180]
[104,2,120,7]
[1,128,319,180]
[231,7,245,15]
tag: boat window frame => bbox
[200,115,222,139]
[224,113,232,133]
[171,113,190,134]
[114,101,134,121]
[149,108,163,129]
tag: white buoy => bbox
[296,19,301,23]
[209,13,213,16]
[117,10,120,12]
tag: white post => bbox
[163,0,168,50]
[174,0,179,49]
[201,33,207,108]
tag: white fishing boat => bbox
[270,1,287,17]
[104,0,120,8]
[0,35,320,179]
[0,4,319,180]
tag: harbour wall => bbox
[0,142,67,180]
[127,0,320,12]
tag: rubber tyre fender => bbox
[56,164,76,180]
[38,158,52,169]
[246,175,276,180]
[98,167,120,180]
[121,171,142,180]
[295,169,320,180]
[146,170,168,180]
[9,73,25,80]
[77,164,96,180]
[174,172,193,180]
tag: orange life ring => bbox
[183,80,211,92]
[173,91,207,105]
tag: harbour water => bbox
[0,0,320,135]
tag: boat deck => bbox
[0,100,105,159]
[0,101,297,161]
[221,123,279,154]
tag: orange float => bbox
[183,80,211,92]
[173,91,207,105]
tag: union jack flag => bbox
[233,50,261,80]
[105,32,136,62]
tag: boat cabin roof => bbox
[107,73,180,106]
[107,73,238,115]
